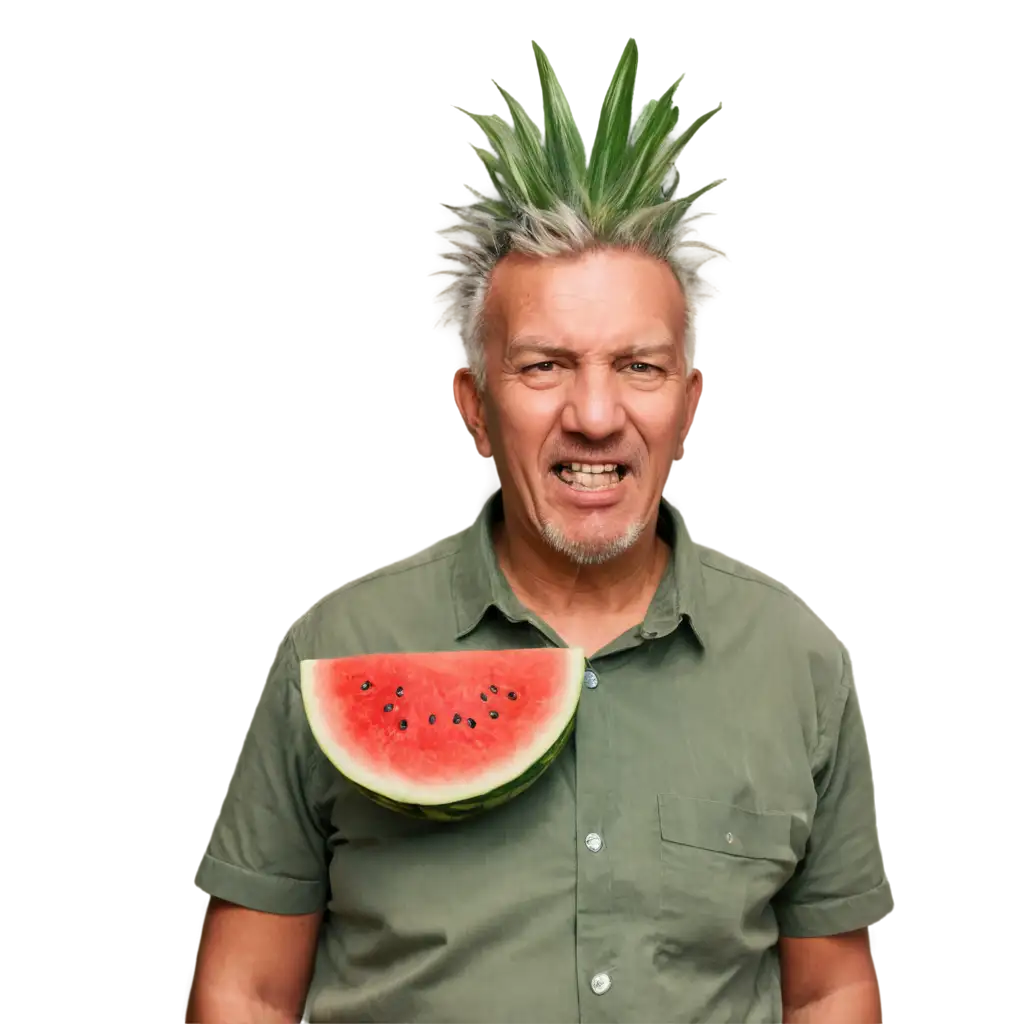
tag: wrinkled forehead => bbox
[484,249,687,356]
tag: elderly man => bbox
[187,40,892,1024]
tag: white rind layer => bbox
[299,649,585,806]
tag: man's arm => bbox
[774,647,891,1021]
[186,897,322,1024]
[779,928,881,1023]
[189,629,331,1021]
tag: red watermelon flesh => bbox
[300,648,584,816]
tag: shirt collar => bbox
[451,489,708,649]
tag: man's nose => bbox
[559,365,626,439]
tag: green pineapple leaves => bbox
[586,38,639,215]
[456,38,723,241]
[528,44,585,201]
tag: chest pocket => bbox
[656,794,798,955]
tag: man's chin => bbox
[539,519,646,566]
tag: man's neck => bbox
[492,512,670,622]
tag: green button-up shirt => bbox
[196,491,893,1023]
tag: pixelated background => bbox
[3,2,1020,1020]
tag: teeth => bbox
[572,463,581,471]
[557,466,623,490]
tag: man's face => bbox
[455,247,702,565]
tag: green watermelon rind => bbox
[300,648,584,819]
[353,709,577,821]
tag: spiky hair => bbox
[438,39,724,391]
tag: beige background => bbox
[2,9,1024,1024]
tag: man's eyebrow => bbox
[626,341,678,359]
[507,336,679,359]
[506,337,575,359]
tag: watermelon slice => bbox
[300,648,585,820]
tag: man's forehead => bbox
[488,250,687,350]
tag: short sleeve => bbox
[774,646,894,936]
[194,629,330,914]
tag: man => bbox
[187,40,893,1024]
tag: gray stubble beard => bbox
[539,516,648,566]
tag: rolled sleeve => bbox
[775,646,894,936]
[194,629,330,914]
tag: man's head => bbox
[454,245,702,565]
[444,40,721,565]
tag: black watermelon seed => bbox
[467,718,477,728]
[396,686,405,697]
[399,719,408,730]
[360,681,371,691]
[507,691,518,700]
[489,685,499,694]
[453,713,462,724]
[489,710,499,719]
[429,714,436,724]
[479,692,488,702]
[383,703,395,712]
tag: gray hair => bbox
[437,199,720,392]
[421,44,720,389]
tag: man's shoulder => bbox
[694,542,845,658]
[696,542,816,608]
[288,525,472,655]
[323,528,466,596]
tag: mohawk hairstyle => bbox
[437,39,724,391]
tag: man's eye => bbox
[629,362,656,373]
[527,361,556,372]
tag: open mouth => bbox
[551,462,629,491]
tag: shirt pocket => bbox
[656,793,798,954]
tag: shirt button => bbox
[583,669,599,689]
[725,832,734,844]
[585,832,604,853]
[590,972,611,995]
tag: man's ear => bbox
[675,367,703,461]
[453,368,493,458]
